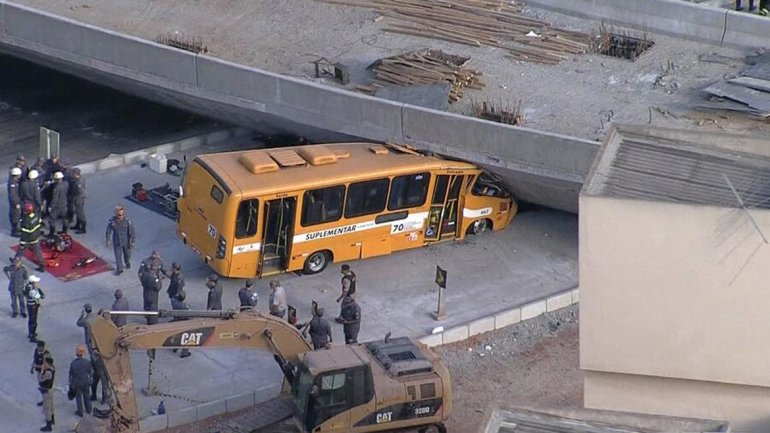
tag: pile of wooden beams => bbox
[356,49,483,103]
[318,0,591,65]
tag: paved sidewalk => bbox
[0,143,577,431]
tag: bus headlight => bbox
[216,235,227,259]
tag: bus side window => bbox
[388,172,430,211]
[235,199,259,238]
[345,178,389,218]
[302,185,345,226]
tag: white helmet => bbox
[10,167,21,176]
[28,169,39,180]
[53,171,64,180]
[28,275,41,283]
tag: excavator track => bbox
[208,397,294,433]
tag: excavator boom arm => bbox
[89,310,312,433]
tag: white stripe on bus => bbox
[293,211,428,244]
[463,207,493,218]
[232,242,261,255]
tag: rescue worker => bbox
[170,291,192,358]
[238,280,259,311]
[42,154,67,183]
[68,344,93,417]
[141,264,163,325]
[47,171,69,235]
[77,304,109,403]
[38,354,55,431]
[337,295,361,344]
[24,274,45,342]
[336,264,357,319]
[3,257,28,318]
[105,205,135,275]
[14,154,27,178]
[76,303,96,348]
[305,307,333,350]
[269,280,287,319]
[8,166,22,237]
[111,289,129,327]
[206,274,223,310]
[16,202,46,272]
[67,167,87,234]
[20,169,42,211]
[139,249,168,280]
[166,262,184,307]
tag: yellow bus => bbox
[177,143,516,278]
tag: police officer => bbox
[8,166,22,237]
[166,262,184,307]
[69,345,93,417]
[338,295,361,344]
[111,289,129,327]
[170,291,192,358]
[38,354,55,431]
[336,264,357,319]
[14,154,27,178]
[139,250,168,281]
[305,307,333,350]
[24,275,45,342]
[141,264,163,325]
[67,167,87,234]
[16,202,46,272]
[3,258,28,318]
[238,280,259,311]
[105,205,135,275]
[47,171,69,235]
[20,169,42,211]
[31,340,50,382]
[206,274,223,310]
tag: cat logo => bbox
[376,412,392,423]
[180,332,203,346]
[162,327,214,348]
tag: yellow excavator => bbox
[84,309,451,433]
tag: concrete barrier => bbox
[723,11,770,48]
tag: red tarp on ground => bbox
[11,237,112,282]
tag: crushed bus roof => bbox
[195,143,478,196]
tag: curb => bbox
[139,382,282,432]
[74,127,252,175]
[418,286,579,348]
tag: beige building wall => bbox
[580,195,770,430]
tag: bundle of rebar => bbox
[356,49,483,103]
[318,0,591,65]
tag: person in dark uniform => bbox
[338,295,361,344]
[31,340,50,382]
[8,166,22,237]
[170,291,192,358]
[20,169,42,211]
[47,171,69,235]
[336,264,357,319]
[166,262,184,307]
[206,274,223,310]
[105,205,135,275]
[16,202,46,273]
[68,344,93,417]
[111,289,129,327]
[139,249,168,280]
[141,264,163,325]
[24,274,45,342]
[14,154,27,177]
[4,258,28,318]
[67,168,87,234]
[304,307,333,350]
[238,280,259,311]
[38,354,55,431]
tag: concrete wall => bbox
[525,0,770,49]
[0,1,598,213]
[580,194,770,430]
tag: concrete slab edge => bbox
[140,382,282,432]
[75,126,250,175]
[418,286,579,348]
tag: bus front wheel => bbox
[303,251,331,274]
[467,218,492,235]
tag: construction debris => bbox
[357,49,483,103]
[700,51,770,119]
[318,0,591,65]
[467,99,525,125]
[594,24,654,61]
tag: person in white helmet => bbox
[23,274,45,342]
[7,167,23,237]
[47,171,69,235]
[20,169,42,210]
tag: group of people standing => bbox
[7,153,87,273]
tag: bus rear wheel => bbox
[303,251,330,274]
[468,218,492,235]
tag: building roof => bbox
[583,125,770,209]
[196,142,477,197]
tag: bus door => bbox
[425,174,466,242]
[258,196,297,277]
